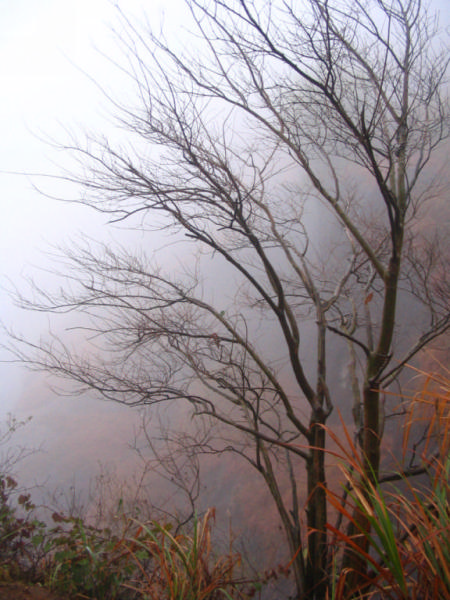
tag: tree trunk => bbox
[305,415,328,599]
[258,444,306,597]
[342,254,402,593]
[342,384,382,595]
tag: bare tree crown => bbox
[6,1,449,597]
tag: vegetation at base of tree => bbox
[0,367,448,599]
[0,483,258,599]
[325,365,450,599]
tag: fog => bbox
[0,0,192,491]
[0,0,449,586]
[0,5,292,567]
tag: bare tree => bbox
[6,0,450,597]
[0,415,34,477]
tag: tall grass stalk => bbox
[123,508,246,600]
[324,365,450,599]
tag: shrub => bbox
[123,508,251,600]
[325,366,450,599]
[0,473,47,582]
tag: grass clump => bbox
[123,508,248,599]
[325,366,450,599]
[0,486,255,599]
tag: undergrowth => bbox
[325,365,450,599]
[0,482,258,599]
[0,366,448,599]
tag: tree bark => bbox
[343,253,402,592]
[306,414,328,599]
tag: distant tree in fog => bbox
[7,0,450,597]
[0,415,33,476]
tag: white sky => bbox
[0,0,189,493]
[0,0,185,415]
[0,0,448,483]
[0,0,447,286]
[0,0,178,275]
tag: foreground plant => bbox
[0,474,43,582]
[123,508,253,600]
[325,367,450,599]
[0,444,258,600]
[0,416,48,584]
[45,513,136,599]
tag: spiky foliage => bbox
[325,366,450,599]
[123,508,250,600]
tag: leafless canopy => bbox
[6,1,449,597]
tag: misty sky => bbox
[0,0,182,287]
[0,0,189,491]
[0,0,449,495]
[0,0,186,414]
